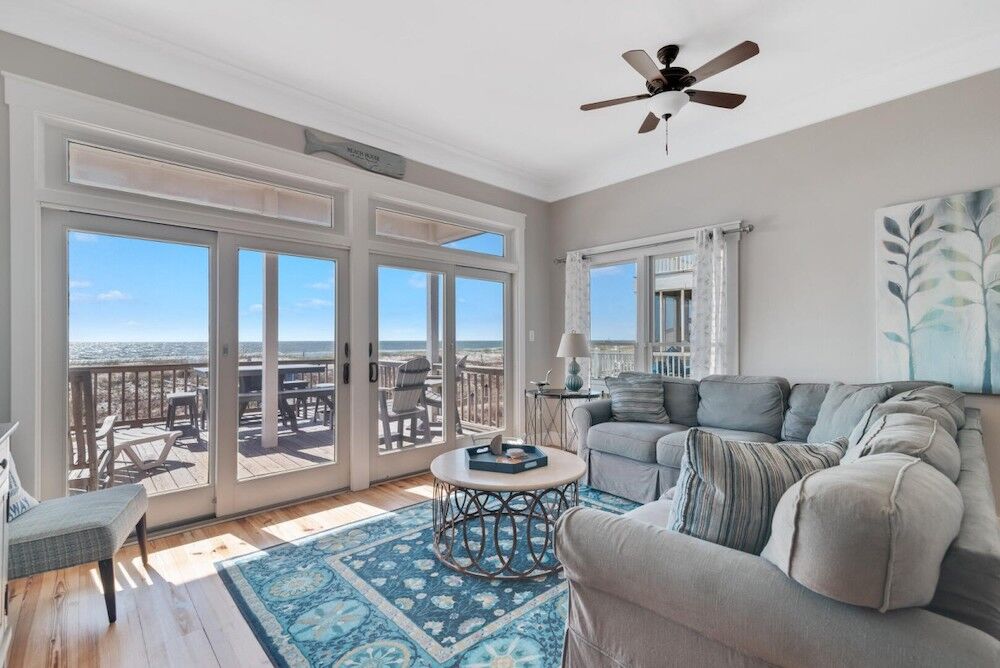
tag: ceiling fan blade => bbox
[580,93,651,111]
[638,112,660,134]
[686,90,747,109]
[688,41,759,84]
[622,50,666,85]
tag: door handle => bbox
[368,362,379,383]
[343,343,350,385]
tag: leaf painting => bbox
[876,187,1000,393]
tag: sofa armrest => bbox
[556,507,1000,667]
[572,399,612,458]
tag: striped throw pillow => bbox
[669,428,846,554]
[605,376,670,424]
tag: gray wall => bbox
[0,30,552,423]
[550,68,1000,504]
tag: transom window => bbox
[67,141,334,227]
[374,208,505,257]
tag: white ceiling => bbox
[4,1,1000,201]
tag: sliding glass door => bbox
[42,212,351,527]
[219,235,350,514]
[370,256,510,482]
[43,211,217,526]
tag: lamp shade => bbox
[556,332,590,358]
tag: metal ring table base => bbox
[431,478,579,580]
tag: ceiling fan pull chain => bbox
[664,118,669,154]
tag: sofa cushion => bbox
[9,484,148,579]
[763,453,963,612]
[620,373,700,426]
[655,427,778,469]
[606,376,670,424]
[854,398,959,440]
[669,429,846,554]
[890,385,966,431]
[844,413,961,482]
[623,498,675,528]
[931,410,1000,640]
[807,382,892,442]
[697,375,790,438]
[588,421,685,463]
[782,383,829,441]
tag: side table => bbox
[524,388,603,452]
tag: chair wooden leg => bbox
[136,513,149,565]
[98,558,117,623]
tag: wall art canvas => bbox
[876,187,999,394]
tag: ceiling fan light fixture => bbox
[648,90,688,119]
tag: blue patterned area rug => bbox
[217,485,637,667]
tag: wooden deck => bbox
[69,413,338,495]
[68,405,492,495]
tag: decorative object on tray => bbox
[557,332,591,392]
[876,186,1000,393]
[465,442,549,474]
[530,369,553,393]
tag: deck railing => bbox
[378,360,505,430]
[70,357,504,431]
[589,347,692,380]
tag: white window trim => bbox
[576,222,742,381]
[4,72,527,500]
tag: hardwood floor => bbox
[8,473,437,667]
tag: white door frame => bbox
[369,255,513,482]
[40,210,218,526]
[369,255,456,482]
[6,73,528,504]
[216,233,351,515]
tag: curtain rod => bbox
[553,223,754,264]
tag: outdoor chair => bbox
[379,357,432,449]
[423,355,473,435]
[68,370,182,489]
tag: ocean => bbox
[69,341,504,365]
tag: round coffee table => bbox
[430,446,586,580]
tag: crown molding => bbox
[4,2,1000,203]
[0,0,557,201]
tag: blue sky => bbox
[377,267,504,342]
[69,231,504,343]
[590,262,637,341]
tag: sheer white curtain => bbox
[564,250,591,384]
[690,227,730,378]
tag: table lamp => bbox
[556,332,590,392]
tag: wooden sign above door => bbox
[304,128,406,179]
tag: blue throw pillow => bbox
[8,457,38,521]
[605,376,670,424]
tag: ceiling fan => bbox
[581,41,759,153]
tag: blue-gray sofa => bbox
[573,374,938,504]
[562,374,1000,666]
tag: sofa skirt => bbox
[587,450,680,504]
